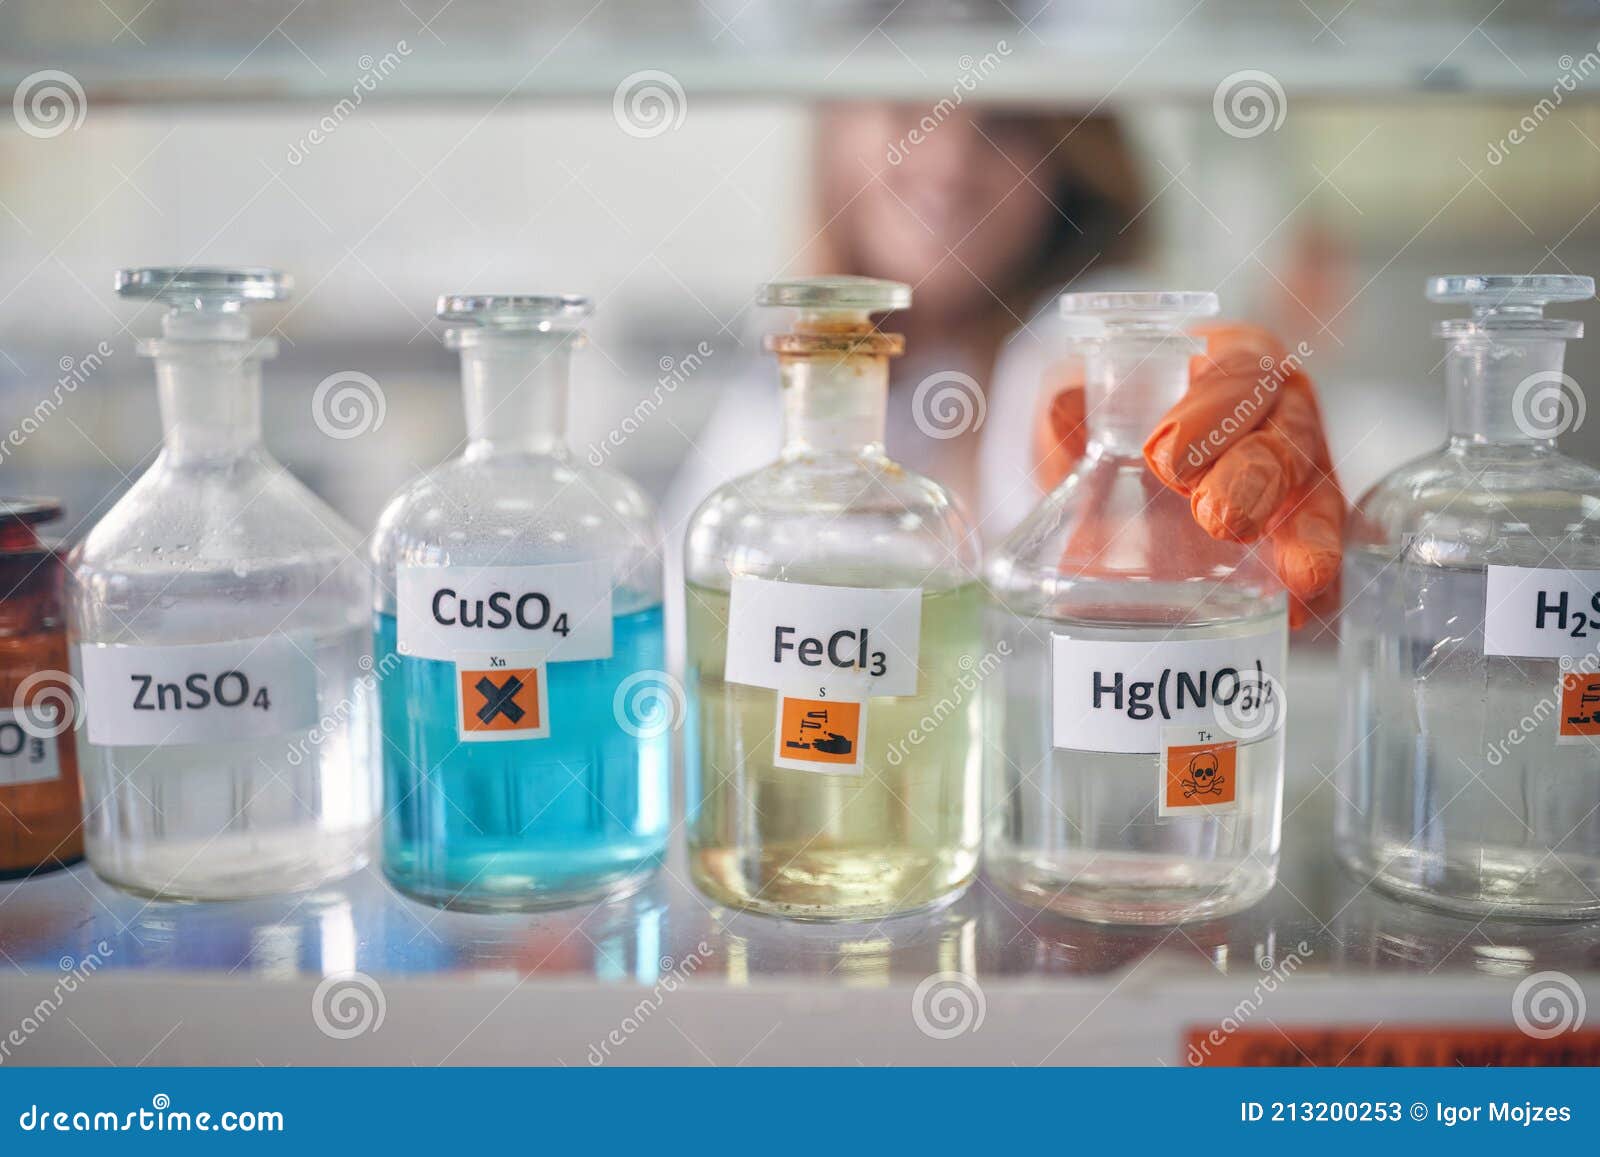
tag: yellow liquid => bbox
[686,580,984,919]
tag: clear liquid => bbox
[685,581,983,920]
[376,605,669,911]
[78,625,376,901]
[1337,547,1600,918]
[985,606,1286,924]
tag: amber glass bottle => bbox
[0,499,83,877]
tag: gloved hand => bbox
[1033,322,1344,628]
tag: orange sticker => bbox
[1185,1024,1600,1067]
[1558,669,1600,743]
[1161,729,1238,815]
[457,656,548,742]
[773,694,864,775]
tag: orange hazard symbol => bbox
[777,695,862,769]
[1163,738,1237,811]
[1559,670,1600,742]
[460,665,543,736]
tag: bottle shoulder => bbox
[986,456,1283,623]
[1349,443,1600,564]
[369,453,663,601]
[684,454,978,590]
[73,452,358,575]
[372,452,661,563]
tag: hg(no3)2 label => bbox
[1050,627,1287,756]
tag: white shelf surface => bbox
[0,652,1596,1065]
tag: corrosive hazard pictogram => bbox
[772,693,865,775]
[1559,669,1600,744]
[456,654,548,741]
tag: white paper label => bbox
[0,710,61,786]
[79,636,319,747]
[724,576,922,698]
[1051,623,1287,755]
[397,561,614,663]
[1483,565,1600,660]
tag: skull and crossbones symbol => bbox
[1181,751,1226,799]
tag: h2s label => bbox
[1484,565,1600,659]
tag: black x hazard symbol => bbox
[457,657,547,741]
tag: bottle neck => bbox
[156,353,264,464]
[1445,337,1565,448]
[1083,346,1192,456]
[779,351,889,458]
[461,337,571,459]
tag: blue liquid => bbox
[376,604,669,910]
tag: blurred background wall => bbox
[2,0,1600,550]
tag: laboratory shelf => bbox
[2,0,1597,104]
[0,650,1597,1066]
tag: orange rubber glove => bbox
[1034,322,1344,629]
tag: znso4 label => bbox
[78,635,319,747]
[724,576,921,776]
[1051,624,1287,816]
[398,561,612,742]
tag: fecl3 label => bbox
[1483,565,1600,659]
[79,635,319,747]
[1052,623,1287,755]
[724,576,922,698]
[397,561,614,663]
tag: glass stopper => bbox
[1429,274,1593,339]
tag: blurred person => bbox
[663,102,1149,544]
[662,103,1345,668]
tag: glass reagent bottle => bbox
[985,291,1288,925]
[684,276,983,921]
[371,294,668,911]
[1337,273,1600,919]
[71,267,375,900]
